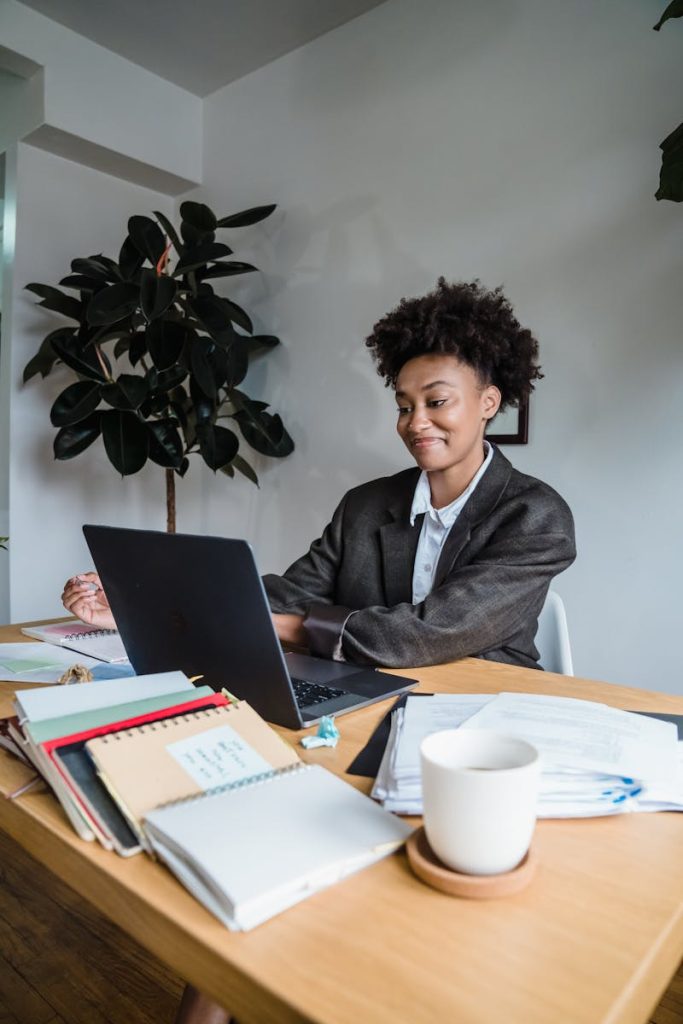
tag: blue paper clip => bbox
[300,716,340,749]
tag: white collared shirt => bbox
[410,441,494,604]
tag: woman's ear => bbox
[482,385,502,421]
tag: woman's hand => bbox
[272,613,308,648]
[61,573,117,630]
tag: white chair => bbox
[535,590,573,675]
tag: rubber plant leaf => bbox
[54,411,102,460]
[50,381,101,427]
[217,204,276,228]
[101,410,149,475]
[25,283,82,322]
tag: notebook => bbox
[45,692,230,857]
[83,524,417,729]
[85,702,300,848]
[144,764,413,931]
[21,621,129,663]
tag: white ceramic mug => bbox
[420,729,540,876]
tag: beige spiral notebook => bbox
[85,701,299,847]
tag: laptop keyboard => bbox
[291,677,347,708]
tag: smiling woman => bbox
[262,279,576,671]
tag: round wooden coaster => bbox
[406,827,537,899]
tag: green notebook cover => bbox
[25,686,214,745]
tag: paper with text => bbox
[167,724,272,790]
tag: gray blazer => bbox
[263,447,576,670]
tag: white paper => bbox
[463,693,678,784]
[0,642,106,681]
[14,670,192,722]
[166,724,272,790]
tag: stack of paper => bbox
[372,693,683,818]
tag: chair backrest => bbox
[535,590,573,675]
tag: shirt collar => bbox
[409,441,494,527]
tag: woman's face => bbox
[394,354,500,475]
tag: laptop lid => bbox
[83,525,306,729]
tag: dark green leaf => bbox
[147,320,187,370]
[70,257,119,283]
[86,282,140,327]
[129,332,148,367]
[231,453,259,486]
[173,242,233,277]
[177,456,190,478]
[100,374,148,411]
[54,412,102,460]
[197,423,239,471]
[25,283,82,322]
[187,294,235,345]
[234,400,294,457]
[247,334,279,357]
[221,297,253,334]
[217,204,276,228]
[190,377,214,423]
[656,121,683,201]
[225,338,249,387]
[153,210,184,258]
[147,419,184,468]
[190,337,219,399]
[51,334,110,382]
[23,328,75,382]
[180,201,217,232]
[59,274,107,293]
[128,215,166,265]
[653,0,683,29]
[150,365,188,393]
[140,269,177,321]
[181,221,215,250]
[196,261,257,281]
[50,381,101,426]
[119,236,145,280]
[101,410,149,475]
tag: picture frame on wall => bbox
[485,400,529,445]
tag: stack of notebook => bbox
[1,672,412,929]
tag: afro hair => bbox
[365,278,543,410]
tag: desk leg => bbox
[174,983,232,1024]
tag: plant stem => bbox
[165,468,176,534]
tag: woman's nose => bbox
[407,407,431,433]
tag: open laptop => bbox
[83,525,417,729]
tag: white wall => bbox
[0,0,202,191]
[183,0,683,692]
[2,143,176,622]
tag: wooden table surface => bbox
[1,621,683,1024]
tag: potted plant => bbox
[24,201,293,532]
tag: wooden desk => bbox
[1,621,683,1024]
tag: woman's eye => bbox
[427,399,446,408]
[397,407,411,416]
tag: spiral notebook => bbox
[85,702,300,848]
[22,621,129,663]
[144,763,413,931]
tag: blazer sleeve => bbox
[334,523,576,667]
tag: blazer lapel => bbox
[378,470,422,606]
[433,447,513,587]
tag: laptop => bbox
[83,525,417,729]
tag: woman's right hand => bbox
[61,572,117,631]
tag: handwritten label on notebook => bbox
[166,724,272,790]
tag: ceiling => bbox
[18,0,386,97]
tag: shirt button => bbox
[424,564,432,572]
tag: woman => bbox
[63,278,575,670]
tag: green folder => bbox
[25,686,215,746]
